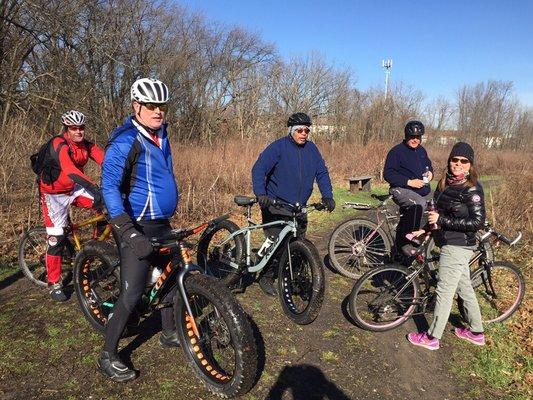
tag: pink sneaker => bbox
[454,327,485,346]
[407,332,440,350]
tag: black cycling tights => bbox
[104,219,177,354]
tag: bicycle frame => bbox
[344,196,400,247]
[216,217,297,273]
[390,225,522,312]
[68,213,111,251]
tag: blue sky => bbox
[178,0,533,107]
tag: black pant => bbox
[261,205,307,238]
[104,219,177,354]
[259,206,307,279]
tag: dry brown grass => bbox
[1,131,531,259]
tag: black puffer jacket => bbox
[433,182,485,247]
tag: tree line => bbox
[1,0,531,148]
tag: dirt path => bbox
[0,228,475,400]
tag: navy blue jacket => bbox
[252,135,333,205]
[383,141,433,196]
[102,116,179,220]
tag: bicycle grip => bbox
[491,231,512,245]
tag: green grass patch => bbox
[0,257,18,281]
[451,323,532,399]
[320,350,340,363]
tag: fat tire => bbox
[197,220,244,286]
[277,238,325,325]
[175,274,258,397]
[328,218,392,279]
[73,241,120,333]
[348,265,419,332]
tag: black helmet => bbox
[404,120,425,136]
[287,112,312,127]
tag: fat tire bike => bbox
[197,196,327,325]
[73,214,258,398]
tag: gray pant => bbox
[390,187,430,247]
[428,245,484,339]
[389,187,429,209]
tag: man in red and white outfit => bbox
[39,110,104,301]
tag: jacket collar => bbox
[287,133,307,148]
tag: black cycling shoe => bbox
[96,351,136,382]
[159,330,181,348]
[258,275,277,297]
[49,283,67,302]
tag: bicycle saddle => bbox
[234,195,256,206]
[371,194,392,202]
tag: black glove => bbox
[110,214,153,260]
[322,197,336,212]
[257,195,274,209]
[92,191,104,211]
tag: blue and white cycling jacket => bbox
[102,116,179,220]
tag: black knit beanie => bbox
[449,142,475,164]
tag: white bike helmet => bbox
[131,78,169,103]
[61,110,86,126]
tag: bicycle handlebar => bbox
[272,199,326,213]
[491,230,522,246]
[343,194,393,210]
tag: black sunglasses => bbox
[450,157,470,164]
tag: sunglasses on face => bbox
[295,128,310,134]
[450,157,470,164]
[68,125,85,131]
[142,103,168,112]
[407,135,421,140]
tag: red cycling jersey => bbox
[39,135,104,194]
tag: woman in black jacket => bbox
[408,142,486,350]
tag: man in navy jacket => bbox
[252,112,335,295]
[383,120,433,253]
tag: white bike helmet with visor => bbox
[61,110,86,126]
[131,78,170,104]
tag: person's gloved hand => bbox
[322,197,336,212]
[110,214,153,259]
[92,191,104,211]
[257,195,274,208]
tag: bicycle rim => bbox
[329,219,391,279]
[349,266,418,331]
[19,227,74,287]
[279,248,314,316]
[197,220,242,286]
[78,254,120,330]
[177,286,237,388]
[471,262,525,323]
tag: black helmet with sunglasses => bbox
[404,120,425,137]
[287,112,312,127]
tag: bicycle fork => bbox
[176,242,203,337]
[154,243,204,337]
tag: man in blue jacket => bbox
[97,78,179,382]
[252,112,335,295]
[383,120,433,253]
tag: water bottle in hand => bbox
[426,199,439,230]
[423,166,430,185]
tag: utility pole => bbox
[382,59,393,100]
